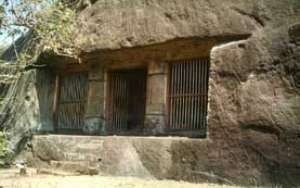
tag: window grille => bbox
[57,73,88,131]
[168,58,210,134]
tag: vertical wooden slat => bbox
[195,61,199,129]
[173,64,177,129]
[188,60,192,129]
[174,64,178,129]
[201,59,205,129]
[173,63,177,129]
[114,73,117,130]
[170,63,175,129]
[188,60,193,129]
[194,60,198,129]
[53,75,60,132]
[114,73,118,130]
[118,74,121,130]
[117,74,121,130]
[180,62,184,129]
[184,61,188,129]
[181,61,185,129]
[200,59,204,129]
[190,60,195,129]
[115,73,118,130]
[198,60,202,129]
[190,60,194,129]
[169,64,173,128]
[122,74,128,130]
[117,74,120,130]
[109,73,113,129]
[110,73,114,129]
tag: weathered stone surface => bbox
[31,135,154,178]
[144,62,168,133]
[75,0,259,52]
[289,23,300,44]
[74,0,300,186]
[83,117,105,135]
[144,114,165,134]
[1,70,42,153]
[9,0,300,186]
[146,64,167,114]
[84,68,105,134]
[85,80,105,116]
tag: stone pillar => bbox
[83,65,106,135]
[144,61,168,134]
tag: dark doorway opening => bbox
[107,69,147,134]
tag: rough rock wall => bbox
[73,0,300,186]
[0,68,41,152]
[0,31,43,154]
[207,1,300,185]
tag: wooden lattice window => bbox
[167,58,210,135]
[55,73,88,132]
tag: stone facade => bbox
[10,0,300,186]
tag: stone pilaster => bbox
[144,61,168,134]
[83,65,106,135]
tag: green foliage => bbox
[35,2,77,56]
[0,0,78,64]
[0,131,12,167]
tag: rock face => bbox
[75,0,300,186]
[0,68,41,153]
[0,32,43,155]
[9,0,300,187]
[76,0,259,51]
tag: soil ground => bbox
[0,168,245,188]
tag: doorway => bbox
[107,69,147,133]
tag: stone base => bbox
[24,135,300,187]
[83,117,105,135]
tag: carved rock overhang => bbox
[37,33,251,73]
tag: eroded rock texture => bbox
[11,0,300,187]
[74,0,300,186]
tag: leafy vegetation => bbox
[0,0,79,166]
[0,131,12,167]
[0,0,78,64]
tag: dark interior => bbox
[107,69,147,133]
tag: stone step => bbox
[49,160,99,175]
